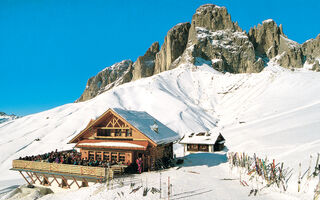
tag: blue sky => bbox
[1,0,319,116]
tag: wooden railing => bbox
[12,160,107,178]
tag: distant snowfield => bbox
[1,62,320,199]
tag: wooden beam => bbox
[49,177,55,186]
[82,178,88,187]
[26,172,35,184]
[52,175,61,187]
[42,174,51,186]
[72,176,81,189]
[33,172,43,185]
[69,179,75,187]
[19,171,31,185]
[100,127,129,129]
[61,176,70,188]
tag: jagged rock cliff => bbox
[77,3,320,102]
[0,112,18,124]
[302,34,320,71]
[132,42,159,81]
[154,22,191,74]
[77,60,133,102]
[186,4,263,73]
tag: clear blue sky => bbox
[1,0,319,116]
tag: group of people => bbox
[18,149,144,173]
[18,149,112,168]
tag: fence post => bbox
[168,176,170,200]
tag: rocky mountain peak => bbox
[77,60,133,102]
[77,4,320,102]
[153,22,191,74]
[132,42,160,81]
[191,4,241,32]
[248,19,284,58]
[0,112,18,124]
[302,34,320,71]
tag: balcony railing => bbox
[12,160,107,177]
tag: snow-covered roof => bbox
[78,142,145,149]
[112,108,180,145]
[180,130,224,145]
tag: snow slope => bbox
[0,113,18,124]
[1,61,320,199]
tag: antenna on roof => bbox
[151,120,159,133]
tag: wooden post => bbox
[42,174,50,186]
[19,171,31,185]
[159,172,161,199]
[33,172,43,185]
[168,176,170,200]
[72,177,81,189]
[61,176,70,188]
[82,178,88,187]
[52,174,61,187]
[26,172,35,184]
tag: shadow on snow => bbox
[181,152,228,167]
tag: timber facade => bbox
[70,108,178,171]
[11,108,180,188]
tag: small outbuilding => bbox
[179,131,225,154]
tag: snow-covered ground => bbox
[1,61,320,199]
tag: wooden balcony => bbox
[12,160,107,178]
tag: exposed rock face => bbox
[276,35,304,68]
[77,3,320,102]
[132,42,159,81]
[77,60,133,102]
[248,19,283,58]
[249,19,304,68]
[0,112,18,124]
[302,34,320,67]
[186,4,263,73]
[154,22,191,74]
[189,4,241,42]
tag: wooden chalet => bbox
[69,108,180,171]
[179,130,225,154]
[11,108,180,189]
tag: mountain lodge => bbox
[69,108,180,171]
[11,108,180,189]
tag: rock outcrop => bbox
[0,112,18,124]
[186,4,263,73]
[249,19,304,68]
[154,22,191,74]
[77,60,133,102]
[302,34,320,70]
[77,3,320,102]
[132,42,159,81]
[248,19,283,58]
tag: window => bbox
[199,144,209,152]
[88,151,94,160]
[111,152,118,162]
[97,129,111,136]
[126,129,132,137]
[103,152,110,161]
[187,144,198,151]
[119,153,125,162]
[96,152,102,160]
[115,129,121,136]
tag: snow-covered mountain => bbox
[1,3,320,200]
[1,60,320,198]
[0,112,18,124]
[77,4,320,102]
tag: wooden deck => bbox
[11,160,127,188]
